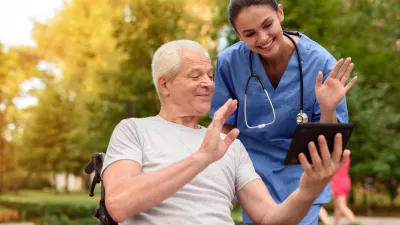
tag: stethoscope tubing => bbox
[244,31,306,128]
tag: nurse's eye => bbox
[245,32,255,37]
[263,23,272,29]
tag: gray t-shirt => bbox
[102,116,260,225]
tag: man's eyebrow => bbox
[189,67,202,73]
[187,67,203,76]
[187,67,213,75]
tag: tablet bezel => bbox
[284,123,354,165]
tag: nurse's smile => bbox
[259,38,275,51]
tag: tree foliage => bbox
[1,0,397,197]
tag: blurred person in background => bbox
[330,156,358,225]
[318,205,330,225]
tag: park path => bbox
[328,216,400,225]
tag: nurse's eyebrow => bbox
[241,17,273,34]
[260,17,273,27]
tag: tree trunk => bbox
[386,179,398,208]
[65,172,70,193]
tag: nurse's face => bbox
[164,49,215,116]
[234,4,285,59]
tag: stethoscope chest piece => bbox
[296,111,308,124]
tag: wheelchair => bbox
[85,152,118,225]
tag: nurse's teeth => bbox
[261,40,273,49]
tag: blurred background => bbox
[0,0,398,224]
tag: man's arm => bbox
[238,134,350,225]
[103,152,212,222]
[103,99,240,222]
[237,179,315,225]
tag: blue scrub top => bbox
[210,32,348,205]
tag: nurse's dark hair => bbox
[228,0,279,29]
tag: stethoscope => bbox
[244,31,308,129]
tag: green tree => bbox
[32,0,128,162]
[19,77,76,175]
[347,78,400,205]
[28,0,218,179]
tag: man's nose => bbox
[200,76,214,88]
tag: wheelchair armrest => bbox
[85,152,106,175]
[84,152,118,225]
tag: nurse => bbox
[210,0,357,224]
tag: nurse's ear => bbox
[158,75,171,97]
[277,4,284,23]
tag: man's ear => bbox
[158,75,170,97]
[278,4,284,23]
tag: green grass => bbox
[1,189,400,221]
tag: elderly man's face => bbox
[167,49,215,116]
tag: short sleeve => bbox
[235,142,260,193]
[312,56,349,123]
[210,58,238,125]
[101,119,143,175]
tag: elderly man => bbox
[101,40,350,225]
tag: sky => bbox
[0,0,65,108]
[0,0,65,47]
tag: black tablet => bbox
[284,123,354,165]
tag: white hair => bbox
[151,40,210,103]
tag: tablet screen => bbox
[284,123,354,165]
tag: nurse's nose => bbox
[259,31,270,44]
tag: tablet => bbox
[284,123,354,165]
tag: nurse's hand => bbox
[297,133,350,200]
[315,58,358,112]
[198,98,240,164]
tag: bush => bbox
[2,170,28,192]
[22,174,53,190]
[0,209,20,223]
[0,199,97,220]
[34,215,99,225]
